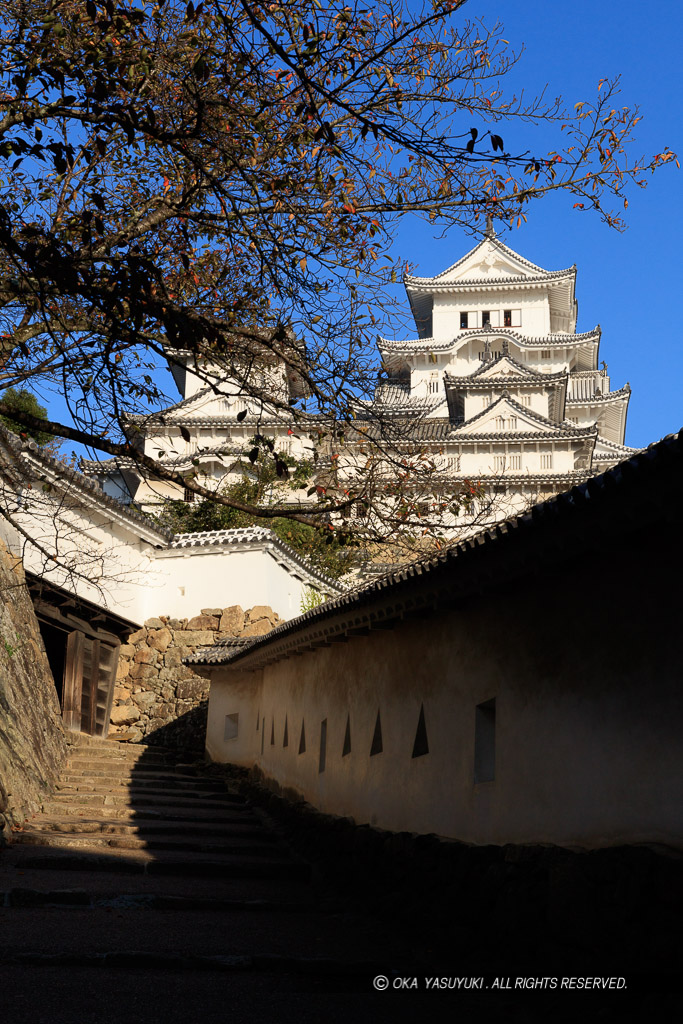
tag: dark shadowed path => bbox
[1,735,678,1023]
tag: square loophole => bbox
[224,713,239,742]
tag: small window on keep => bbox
[460,311,469,329]
[183,488,195,503]
[482,310,491,327]
[474,699,496,783]
[224,713,239,741]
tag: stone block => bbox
[174,665,197,682]
[187,614,220,631]
[164,647,192,668]
[160,685,175,701]
[147,628,173,653]
[127,628,147,645]
[116,662,130,681]
[110,705,140,725]
[241,619,275,637]
[219,606,244,634]
[117,727,144,743]
[176,680,208,700]
[246,605,275,623]
[173,630,216,646]
[114,685,132,702]
[133,691,158,710]
[119,644,136,659]
[147,717,171,732]
[167,619,185,630]
[144,617,165,629]
[201,608,223,616]
[128,663,158,680]
[134,648,158,665]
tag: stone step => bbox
[64,755,182,771]
[2,888,305,913]
[14,849,311,881]
[59,769,212,784]
[55,778,231,795]
[66,744,182,758]
[47,791,245,809]
[68,736,164,751]
[38,803,256,822]
[14,817,275,841]
[11,830,288,857]
[67,739,178,754]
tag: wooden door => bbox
[62,631,119,737]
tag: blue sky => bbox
[33,1,681,455]
[389,0,683,448]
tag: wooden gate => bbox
[62,631,119,737]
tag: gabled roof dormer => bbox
[403,225,578,337]
[453,393,594,439]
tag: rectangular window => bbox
[460,311,469,329]
[482,310,491,327]
[508,415,517,430]
[319,718,327,773]
[474,699,496,783]
[511,309,521,327]
[509,454,521,470]
[541,349,551,359]
[224,713,239,741]
[495,416,505,430]
[183,488,195,503]
[521,395,531,407]
[428,372,439,395]
[447,455,461,472]
[540,453,553,470]
[503,309,512,327]
[493,455,505,472]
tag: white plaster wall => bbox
[432,292,549,339]
[7,484,158,624]
[148,545,321,621]
[205,557,682,850]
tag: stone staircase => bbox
[0,736,421,1023]
[7,736,305,876]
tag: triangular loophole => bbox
[283,715,289,748]
[342,714,351,757]
[370,709,383,756]
[298,719,306,754]
[412,703,429,758]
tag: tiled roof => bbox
[446,392,596,439]
[0,424,172,542]
[406,269,575,291]
[403,233,572,286]
[379,327,600,354]
[187,427,683,667]
[167,527,345,593]
[566,385,631,405]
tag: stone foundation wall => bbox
[0,541,66,841]
[111,604,282,750]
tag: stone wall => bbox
[110,604,282,750]
[0,541,66,841]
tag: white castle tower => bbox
[368,222,635,522]
[84,225,636,529]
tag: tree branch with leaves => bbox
[0,0,674,547]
